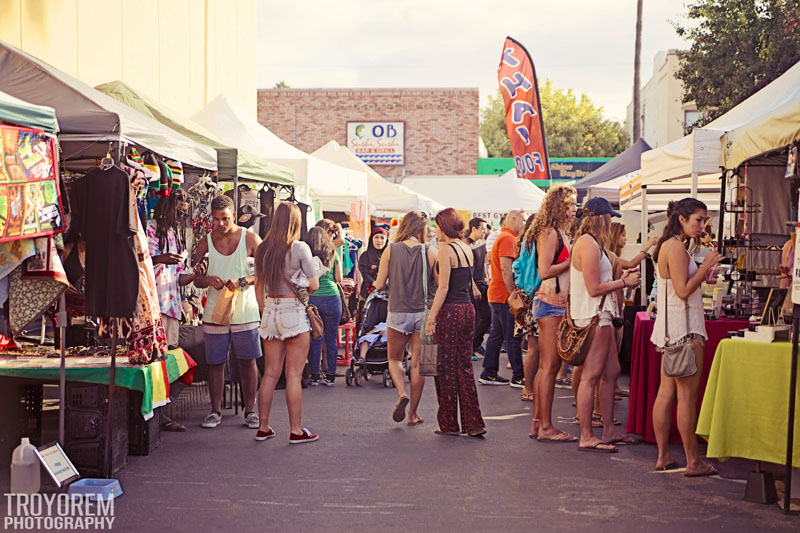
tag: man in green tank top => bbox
[193,195,263,430]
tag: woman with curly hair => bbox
[514,214,539,403]
[527,184,578,442]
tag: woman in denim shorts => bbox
[254,202,321,444]
[374,211,437,425]
[525,185,578,442]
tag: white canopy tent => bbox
[192,94,367,210]
[312,141,444,214]
[640,60,800,192]
[586,170,639,204]
[461,168,546,213]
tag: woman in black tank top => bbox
[425,209,486,436]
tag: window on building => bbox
[684,110,702,129]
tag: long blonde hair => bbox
[394,211,429,243]
[255,202,301,294]
[525,184,576,249]
[576,213,612,249]
[608,222,625,256]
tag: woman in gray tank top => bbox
[375,211,437,426]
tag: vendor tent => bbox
[461,168,546,213]
[96,81,292,184]
[641,59,800,187]
[0,89,58,133]
[191,94,367,207]
[721,61,800,170]
[401,175,507,210]
[586,170,639,204]
[0,40,216,169]
[312,141,444,214]
[574,139,651,202]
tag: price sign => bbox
[34,442,80,487]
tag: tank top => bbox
[443,242,472,304]
[203,229,260,325]
[651,238,707,347]
[387,242,435,313]
[569,237,618,320]
[535,229,570,307]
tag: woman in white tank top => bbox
[569,199,640,453]
[651,198,722,476]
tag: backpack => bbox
[512,230,564,296]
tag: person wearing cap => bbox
[192,194,263,430]
[569,197,640,452]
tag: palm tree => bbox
[632,0,643,143]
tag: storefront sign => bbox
[346,121,404,166]
[0,125,64,242]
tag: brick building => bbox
[257,88,479,180]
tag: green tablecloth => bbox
[0,349,196,419]
[697,339,800,467]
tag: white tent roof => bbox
[312,141,444,214]
[0,39,216,169]
[722,61,800,169]
[620,172,721,212]
[461,169,546,212]
[586,170,639,204]
[641,60,800,185]
[401,175,501,210]
[192,94,367,207]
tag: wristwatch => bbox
[238,277,248,289]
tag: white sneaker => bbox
[244,412,259,429]
[202,412,222,428]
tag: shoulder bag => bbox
[661,239,698,378]
[283,276,324,339]
[419,244,439,376]
[556,235,606,366]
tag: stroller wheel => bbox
[345,368,353,386]
[354,367,362,386]
[382,369,390,387]
[362,368,369,381]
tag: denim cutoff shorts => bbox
[259,297,311,341]
[386,311,425,335]
[533,299,565,320]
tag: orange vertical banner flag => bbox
[497,37,550,181]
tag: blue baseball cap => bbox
[583,197,621,218]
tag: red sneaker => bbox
[255,427,275,441]
[289,428,319,444]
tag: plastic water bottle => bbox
[10,437,40,494]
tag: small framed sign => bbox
[786,145,797,179]
[34,442,80,487]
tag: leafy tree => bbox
[273,80,290,88]
[675,0,800,125]
[480,81,628,158]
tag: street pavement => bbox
[2,360,798,531]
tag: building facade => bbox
[0,0,257,118]
[626,50,701,148]
[257,88,479,180]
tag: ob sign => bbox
[346,121,405,166]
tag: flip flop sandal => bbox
[655,461,680,471]
[161,421,187,432]
[434,428,461,436]
[467,427,487,437]
[520,391,534,402]
[407,417,424,426]
[578,442,618,453]
[684,465,718,477]
[603,436,641,445]
[537,432,578,443]
[392,396,409,422]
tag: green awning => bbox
[95,81,293,185]
[0,89,58,133]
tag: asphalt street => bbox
[2,360,798,532]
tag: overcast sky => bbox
[256,1,689,123]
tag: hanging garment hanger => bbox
[99,143,114,170]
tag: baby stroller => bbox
[345,290,411,387]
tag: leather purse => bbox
[507,288,527,318]
[336,283,352,325]
[556,295,606,366]
[283,276,324,339]
[419,244,438,376]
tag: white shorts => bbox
[574,311,614,328]
[259,297,311,341]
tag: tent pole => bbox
[691,171,698,199]
[785,304,798,513]
[640,185,647,306]
[57,293,67,445]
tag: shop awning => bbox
[574,139,650,202]
[95,81,293,185]
[0,40,217,170]
[192,94,367,203]
[0,89,58,133]
[312,141,444,214]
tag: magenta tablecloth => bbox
[625,312,748,444]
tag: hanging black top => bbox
[71,166,139,318]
